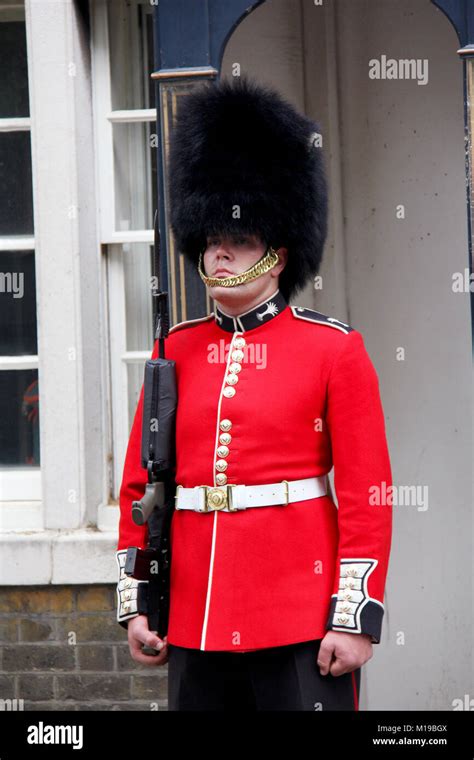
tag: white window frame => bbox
[0,0,160,584]
[0,0,120,583]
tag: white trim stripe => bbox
[200,330,244,650]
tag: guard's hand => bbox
[317,631,373,676]
[127,615,168,666]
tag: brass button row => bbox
[214,335,246,485]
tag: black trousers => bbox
[167,639,361,711]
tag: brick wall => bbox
[0,586,169,711]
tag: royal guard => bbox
[115,75,393,711]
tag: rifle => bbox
[123,208,177,641]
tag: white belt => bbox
[174,475,328,513]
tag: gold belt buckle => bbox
[202,484,237,512]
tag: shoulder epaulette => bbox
[168,313,215,335]
[290,306,354,334]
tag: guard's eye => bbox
[206,235,252,247]
[228,235,253,246]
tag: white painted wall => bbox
[224,0,473,710]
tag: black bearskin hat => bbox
[168,75,328,303]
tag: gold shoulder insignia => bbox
[168,313,215,334]
[290,306,354,334]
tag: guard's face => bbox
[203,233,266,277]
[202,232,287,310]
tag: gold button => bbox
[216,472,228,485]
[220,419,232,431]
[234,337,246,349]
[217,445,229,457]
[123,602,130,612]
[229,362,241,374]
[343,592,352,601]
[124,590,131,600]
[223,387,236,398]
[124,579,132,588]
[225,373,239,386]
[219,433,231,445]
[231,349,244,362]
[337,616,349,625]
[215,459,228,472]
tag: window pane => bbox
[123,242,154,352]
[113,121,155,232]
[0,8,29,119]
[145,8,155,111]
[0,369,39,466]
[0,250,36,355]
[126,362,144,433]
[108,0,155,111]
[0,131,34,235]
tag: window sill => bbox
[0,504,120,585]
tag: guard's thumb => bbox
[146,631,164,650]
[317,640,333,676]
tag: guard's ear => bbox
[276,247,288,271]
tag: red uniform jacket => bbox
[116,288,393,651]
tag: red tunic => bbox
[116,289,393,651]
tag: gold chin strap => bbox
[198,245,280,288]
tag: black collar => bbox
[213,289,288,333]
